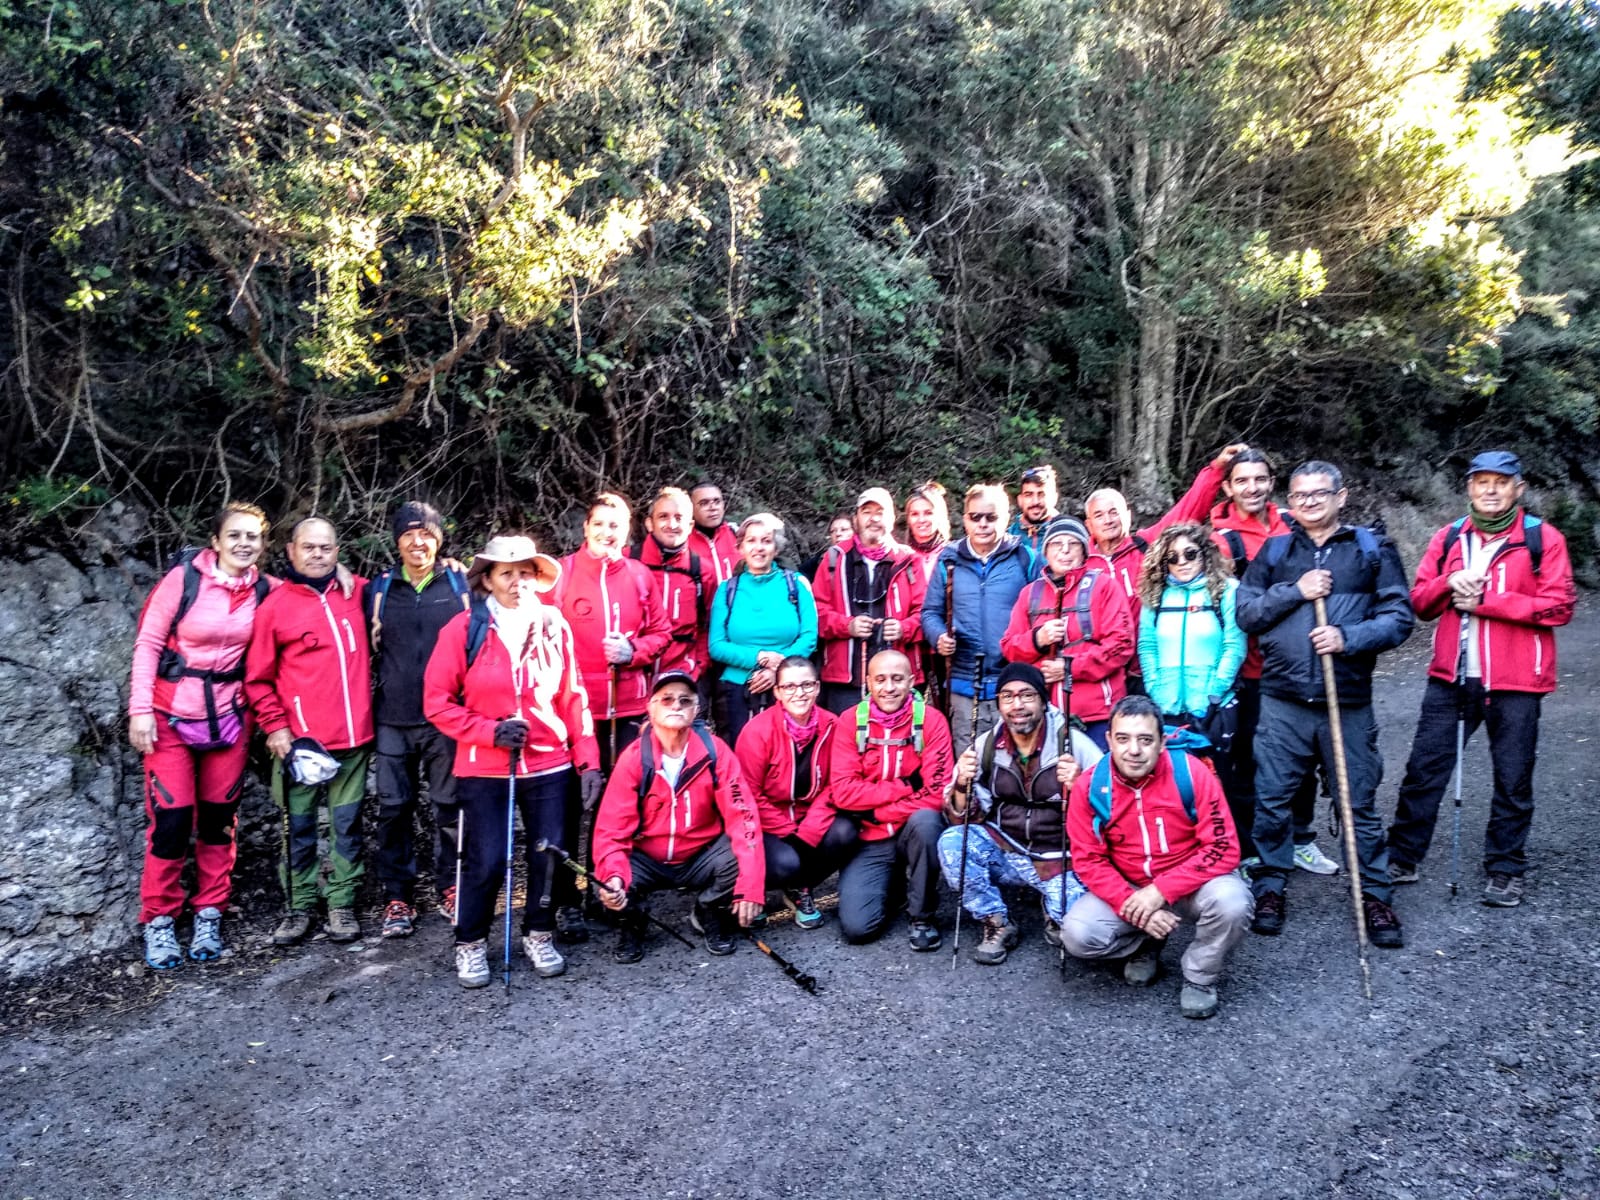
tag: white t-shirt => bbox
[658,751,686,791]
[1461,528,1509,679]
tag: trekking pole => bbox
[451,807,464,928]
[952,651,984,968]
[502,748,518,992]
[1058,653,1074,974]
[1313,597,1373,1003]
[859,634,869,701]
[744,931,821,995]
[535,841,696,949]
[940,562,956,715]
[1449,619,1470,900]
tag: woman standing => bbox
[1135,522,1248,841]
[130,502,274,969]
[903,481,950,584]
[735,655,859,928]
[708,513,818,741]
[423,536,602,988]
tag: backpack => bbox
[1434,514,1544,577]
[721,567,802,641]
[1220,528,1249,577]
[1261,525,1382,580]
[1025,569,1104,648]
[636,721,719,803]
[854,696,927,753]
[461,598,567,669]
[367,564,470,651]
[643,549,708,639]
[1083,726,1212,841]
[977,710,1085,801]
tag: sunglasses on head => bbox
[1164,547,1202,566]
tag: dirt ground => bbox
[2,604,1596,1200]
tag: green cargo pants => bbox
[273,745,371,911]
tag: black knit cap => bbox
[995,661,1049,702]
[392,501,444,545]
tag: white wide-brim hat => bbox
[466,534,562,594]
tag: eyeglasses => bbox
[996,688,1039,706]
[965,512,1000,523]
[775,681,820,696]
[1164,547,1201,566]
[1287,489,1336,506]
[653,694,698,709]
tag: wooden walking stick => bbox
[1313,596,1373,1003]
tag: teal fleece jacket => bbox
[1137,575,1246,718]
[708,567,818,684]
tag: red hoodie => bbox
[628,538,717,679]
[422,604,600,778]
[1409,510,1575,695]
[244,578,373,750]
[811,539,928,685]
[687,524,739,585]
[735,704,837,839]
[998,568,1134,722]
[556,551,673,718]
[813,700,951,842]
[592,727,765,904]
[1066,750,1239,911]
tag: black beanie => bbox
[995,661,1049,703]
[392,501,444,545]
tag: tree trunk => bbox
[1131,303,1178,507]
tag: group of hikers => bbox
[128,445,1576,1018]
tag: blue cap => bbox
[1465,450,1522,479]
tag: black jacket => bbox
[1235,525,1414,707]
[364,568,471,726]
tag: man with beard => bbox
[1008,465,1061,556]
[630,487,717,682]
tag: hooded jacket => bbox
[998,566,1134,722]
[1137,575,1247,718]
[244,575,373,750]
[556,550,673,719]
[734,703,837,840]
[422,602,599,778]
[811,539,927,686]
[1066,748,1239,910]
[812,699,952,842]
[1410,510,1574,695]
[628,538,717,680]
[687,523,739,585]
[592,726,765,904]
[959,709,1103,862]
[920,536,1039,699]
[1235,525,1415,706]
[1088,468,1218,621]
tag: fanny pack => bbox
[169,709,244,751]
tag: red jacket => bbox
[628,539,717,679]
[1067,750,1239,911]
[1187,460,1293,681]
[998,568,1134,722]
[422,604,600,778]
[1090,468,1218,646]
[556,551,673,718]
[244,578,373,750]
[735,704,837,840]
[687,524,739,586]
[811,539,928,685]
[811,701,951,842]
[592,727,765,904]
[1410,511,1575,695]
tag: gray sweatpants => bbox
[1060,873,1254,986]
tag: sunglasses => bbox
[1164,547,1202,566]
[653,694,698,709]
[966,512,1000,523]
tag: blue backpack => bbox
[1083,726,1212,842]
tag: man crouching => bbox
[593,671,764,962]
[1062,695,1252,1019]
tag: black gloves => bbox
[906,769,925,792]
[580,769,605,811]
[493,719,530,749]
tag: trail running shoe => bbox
[455,939,490,988]
[1481,873,1525,908]
[522,931,567,977]
[1180,981,1220,1020]
[555,905,590,944]
[144,916,182,971]
[908,920,942,952]
[1123,936,1163,986]
[381,901,415,940]
[1294,841,1341,875]
[691,903,737,956]
[438,886,457,925]
[188,907,224,962]
[973,915,1018,965]
[787,888,824,930]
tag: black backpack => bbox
[636,722,719,804]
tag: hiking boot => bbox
[1363,896,1404,948]
[1251,890,1286,936]
[327,907,362,943]
[972,915,1019,965]
[438,886,457,924]
[786,888,825,930]
[380,900,415,940]
[908,919,942,952]
[272,909,314,946]
[455,939,490,988]
[188,907,224,962]
[1390,861,1420,885]
[1043,919,1063,949]
[1123,936,1163,987]
[691,903,738,956]
[1482,873,1525,908]
[143,916,182,971]
[614,916,645,964]
[1294,841,1341,875]
[555,905,590,944]
[522,931,567,977]
[1180,981,1220,1020]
